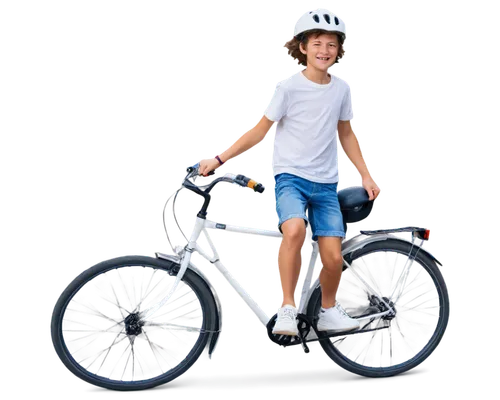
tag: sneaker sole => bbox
[272,329,298,336]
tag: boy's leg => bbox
[308,181,357,330]
[274,173,310,308]
[317,237,343,308]
[278,218,307,307]
[272,173,310,336]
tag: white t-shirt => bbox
[264,70,353,184]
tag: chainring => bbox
[266,313,313,347]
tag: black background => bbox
[43,1,459,393]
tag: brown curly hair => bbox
[284,29,345,67]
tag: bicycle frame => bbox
[144,214,404,326]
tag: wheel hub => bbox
[369,295,397,320]
[124,313,144,336]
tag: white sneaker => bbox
[317,302,360,333]
[272,304,299,336]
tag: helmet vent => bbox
[334,16,339,25]
[313,14,320,23]
[324,14,331,24]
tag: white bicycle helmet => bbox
[294,9,346,41]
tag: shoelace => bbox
[280,307,296,321]
[335,303,351,319]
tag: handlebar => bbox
[185,164,265,194]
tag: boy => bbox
[199,9,380,335]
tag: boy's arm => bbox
[219,116,274,163]
[337,121,373,180]
[337,121,382,200]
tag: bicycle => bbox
[51,164,449,391]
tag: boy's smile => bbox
[300,33,339,71]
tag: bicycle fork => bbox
[139,217,204,321]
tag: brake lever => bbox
[186,164,215,182]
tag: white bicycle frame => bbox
[142,214,399,325]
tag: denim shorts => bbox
[274,173,345,241]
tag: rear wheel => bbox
[308,239,449,377]
[51,256,217,390]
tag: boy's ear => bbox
[299,42,306,55]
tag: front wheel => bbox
[51,256,217,390]
[307,239,449,377]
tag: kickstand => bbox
[300,338,311,356]
[296,315,311,353]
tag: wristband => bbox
[215,155,224,165]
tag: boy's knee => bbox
[281,218,307,243]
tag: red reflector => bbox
[424,230,430,240]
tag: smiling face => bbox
[299,33,340,71]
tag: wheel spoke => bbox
[67,300,122,325]
[109,339,132,379]
[76,328,127,370]
[361,257,382,295]
[395,323,413,352]
[63,317,118,331]
[117,268,135,313]
[68,325,115,343]
[389,252,399,293]
[122,343,132,380]
[106,274,129,319]
[408,268,424,286]
[354,332,376,361]
[389,254,414,302]
[139,281,144,305]
[389,323,393,366]
[71,335,99,356]
[337,336,362,356]
[142,270,156,303]
[380,324,384,368]
[144,338,178,359]
[409,308,437,318]
[144,321,202,333]
[63,327,100,337]
[146,278,165,303]
[91,343,115,373]
[401,316,432,328]
[131,277,141,311]
[130,336,136,379]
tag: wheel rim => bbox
[329,248,444,370]
[60,265,204,382]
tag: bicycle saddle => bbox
[338,186,374,224]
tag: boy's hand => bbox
[362,176,380,201]
[199,158,221,176]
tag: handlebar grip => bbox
[235,175,265,193]
[247,178,259,191]
[247,178,267,194]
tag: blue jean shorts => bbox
[275,173,345,241]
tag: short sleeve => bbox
[339,85,354,121]
[264,82,287,122]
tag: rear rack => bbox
[360,226,430,240]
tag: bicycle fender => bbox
[342,233,442,266]
[155,252,222,359]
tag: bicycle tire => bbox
[49,255,216,391]
[308,239,451,378]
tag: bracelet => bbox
[215,155,224,165]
